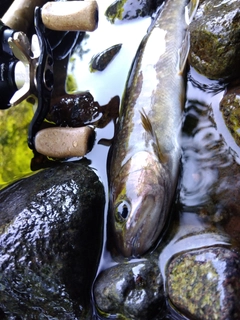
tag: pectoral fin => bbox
[140,109,168,164]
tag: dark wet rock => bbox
[47,91,100,127]
[167,247,240,320]
[105,0,163,23]
[47,93,119,129]
[90,44,122,72]
[220,81,240,147]
[94,258,164,319]
[189,0,240,80]
[0,162,105,319]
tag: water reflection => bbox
[180,99,233,210]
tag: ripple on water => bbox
[180,99,234,210]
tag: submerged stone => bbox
[167,247,240,320]
[0,162,105,319]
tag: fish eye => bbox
[115,200,131,222]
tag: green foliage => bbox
[0,101,34,188]
[66,74,78,93]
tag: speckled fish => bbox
[108,0,199,257]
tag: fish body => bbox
[108,0,198,257]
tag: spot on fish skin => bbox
[139,109,168,164]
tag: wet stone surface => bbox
[94,258,164,319]
[0,162,105,319]
[167,247,240,320]
[189,0,240,80]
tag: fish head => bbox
[109,151,169,257]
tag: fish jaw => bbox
[109,151,169,257]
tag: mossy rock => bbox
[189,0,240,80]
[167,247,240,320]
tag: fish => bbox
[108,0,199,257]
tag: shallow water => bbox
[0,0,240,319]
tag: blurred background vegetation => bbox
[0,101,34,188]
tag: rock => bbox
[0,162,105,319]
[167,247,240,320]
[94,258,164,319]
[189,0,240,80]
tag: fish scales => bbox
[108,0,197,257]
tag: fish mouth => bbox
[125,193,164,257]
